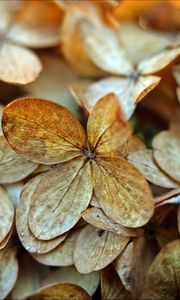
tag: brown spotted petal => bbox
[93,157,154,228]
[142,240,180,300]
[128,149,179,188]
[74,224,129,273]
[0,243,18,299]
[0,136,38,184]
[42,266,100,296]
[81,207,141,237]
[16,175,67,254]
[28,158,93,240]
[0,186,14,245]
[24,283,91,300]
[87,94,132,155]
[32,229,81,267]
[2,98,86,165]
[153,130,180,183]
[114,235,158,298]
[101,265,132,300]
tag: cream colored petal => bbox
[0,224,14,250]
[101,265,132,300]
[32,229,81,267]
[114,236,158,298]
[138,46,180,75]
[12,253,50,300]
[80,20,133,75]
[16,175,67,254]
[173,64,180,86]
[0,244,18,299]
[153,130,180,183]
[74,224,129,273]
[128,149,179,188]
[81,207,141,237]
[83,77,136,119]
[3,98,86,165]
[0,105,3,135]
[133,75,160,103]
[87,94,132,155]
[28,159,93,240]
[142,240,180,299]
[0,186,14,244]
[42,266,100,296]
[93,157,154,228]
[90,194,101,208]
[0,136,38,184]
[4,181,24,208]
[0,42,42,84]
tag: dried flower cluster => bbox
[0,1,180,299]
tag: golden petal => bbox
[16,175,67,254]
[28,158,93,240]
[2,98,86,164]
[24,283,91,300]
[93,157,154,228]
[87,93,132,155]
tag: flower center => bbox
[83,148,96,160]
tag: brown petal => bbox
[0,42,42,84]
[138,45,180,75]
[8,0,63,48]
[80,20,133,75]
[0,136,38,184]
[87,94,132,155]
[16,175,67,254]
[42,266,100,296]
[74,224,129,273]
[0,186,14,244]
[61,2,103,77]
[32,229,81,266]
[114,236,158,298]
[0,244,18,299]
[2,98,86,164]
[28,158,93,240]
[142,240,180,300]
[24,283,91,300]
[101,265,132,300]
[0,224,14,250]
[153,130,180,183]
[90,194,101,208]
[81,207,141,237]
[93,157,154,228]
[128,149,179,188]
